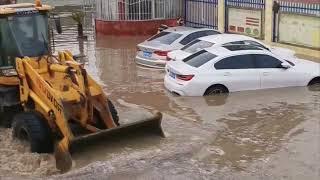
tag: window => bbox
[148,31,169,41]
[285,60,295,66]
[214,55,255,69]
[203,30,220,36]
[244,40,269,51]
[154,0,165,18]
[128,0,152,20]
[180,30,220,45]
[222,44,263,51]
[181,40,214,53]
[0,13,49,67]
[183,50,217,68]
[253,54,283,68]
[148,31,182,45]
[223,41,245,46]
[154,0,178,19]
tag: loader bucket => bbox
[55,112,164,172]
[71,112,165,148]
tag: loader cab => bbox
[0,11,49,68]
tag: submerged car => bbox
[167,34,296,61]
[164,45,320,96]
[135,26,220,68]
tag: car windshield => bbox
[181,39,214,53]
[147,31,182,45]
[183,50,217,68]
[0,13,49,67]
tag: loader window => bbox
[0,18,15,67]
[0,13,49,67]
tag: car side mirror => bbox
[281,62,291,69]
[54,17,62,34]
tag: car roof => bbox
[164,26,216,34]
[198,33,258,44]
[205,45,271,57]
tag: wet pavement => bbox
[1,1,320,179]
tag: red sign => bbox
[246,17,260,27]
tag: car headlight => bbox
[0,68,17,76]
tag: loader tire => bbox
[0,105,23,128]
[12,112,54,153]
[95,100,120,129]
[108,99,120,126]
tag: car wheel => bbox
[204,85,228,96]
[308,78,320,91]
[308,78,320,86]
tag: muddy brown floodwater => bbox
[1,3,320,180]
[1,34,319,180]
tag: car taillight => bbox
[154,51,169,57]
[176,75,194,81]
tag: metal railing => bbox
[185,0,219,29]
[277,0,320,16]
[95,0,184,21]
[226,0,265,9]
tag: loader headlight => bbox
[0,68,17,76]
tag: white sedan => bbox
[167,34,296,61]
[135,26,220,68]
[164,45,320,96]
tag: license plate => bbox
[169,71,175,79]
[143,51,152,58]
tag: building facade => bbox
[185,0,320,49]
[94,0,319,50]
[95,0,184,35]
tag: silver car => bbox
[135,26,220,68]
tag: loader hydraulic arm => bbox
[16,56,74,171]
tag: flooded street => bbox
[2,35,319,180]
[0,1,320,179]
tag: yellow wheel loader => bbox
[0,2,164,172]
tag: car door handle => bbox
[224,72,231,76]
[263,72,270,76]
